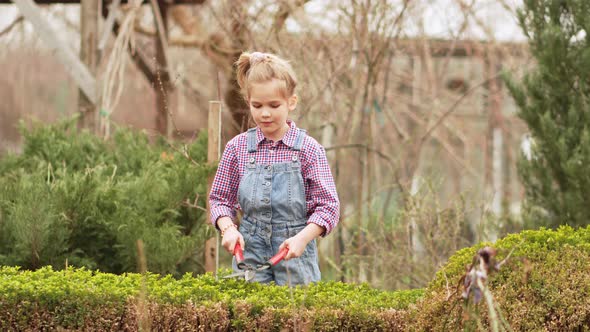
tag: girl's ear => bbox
[288,94,298,112]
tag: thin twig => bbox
[0,16,23,37]
[181,198,207,212]
[495,241,522,270]
[421,70,504,142]
[325,143,395,165]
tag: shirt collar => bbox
[255,120,298,147]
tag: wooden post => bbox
[151,0,176,138]
[205,101,221,273]
[79,0,100,131]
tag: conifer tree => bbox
[504,0,590,228]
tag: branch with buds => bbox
[458,245,518,332]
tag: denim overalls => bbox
[233,128,321,286]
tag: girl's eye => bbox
[251,103,281,109]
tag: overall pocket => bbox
[288,223,315,258]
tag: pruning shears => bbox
[222,242,289,281]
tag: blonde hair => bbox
[235,51,298,99]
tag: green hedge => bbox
[0,266,422,331]
[410,225,590,331]
[2,228,590,330]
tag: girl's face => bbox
[248,79,297,142]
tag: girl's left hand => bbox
[279,235,308,260]
[279,223,325,260]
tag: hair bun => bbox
[250,52,266,65]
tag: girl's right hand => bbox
[221,225,245,254]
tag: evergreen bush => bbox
[503,0,590,228]
[0,119,214,276]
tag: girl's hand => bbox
[279,223,325,260]
[279,235,308,260]
[221,226,244,253]
[218,217,244,253]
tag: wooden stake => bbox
[79,0,100,132]
[205,101,221,274]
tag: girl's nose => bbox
[261,109,271,117]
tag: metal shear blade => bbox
[222,242,288,282]
[223,269,256,281]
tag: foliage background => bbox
[504,0,590,229]
[0,0,585,292]
[0,119,214,276]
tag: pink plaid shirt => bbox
[209,121,340,236]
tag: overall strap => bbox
[246,128,258,153]
[292,129,307,151]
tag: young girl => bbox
[209,51,340,286]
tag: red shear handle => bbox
[234,242,245,265]
[268,247,289,266]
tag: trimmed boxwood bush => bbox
[410,225,590,331]
[0,266,422,331]
[2,227,590,330]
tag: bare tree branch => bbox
[271,0,310,33]
[0,15,23,37]
[421,69,504,143]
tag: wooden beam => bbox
[78,0,100,131]
[150,0,174,81]
[12,0,97,105]
[128,43,157,84]
[152,0,175,136]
